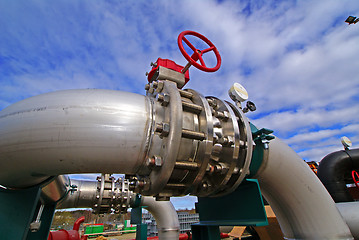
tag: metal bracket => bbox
[0,186,56,240]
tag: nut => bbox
[155,122,170,138]
[146,155,163,168]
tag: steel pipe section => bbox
[41,175,71,203]
[141,196,180,240]
[56,178,98,209]
[0,89,151,188]
[56,177,179,240]
[254,138,353,239]
[337,202,359,239]
[317,148,359,203]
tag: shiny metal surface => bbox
[132,77,253,197]
[57,175,136,214]
[337,202,359,239]
[41,175,70,203]
[141,196,180,240]
[255,138,353,239]
[0,89,152,188]
[56,178,98,209]
[0,69,253,197]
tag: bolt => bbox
[145,72,149,76]
[223,111,229,121]
[208,99,217,109]
[155,122,170,137]
[218,137,228,145]
[239,140,247,149]
[216,111,224,118]
[146,157,155,167]
[145,84,150,91]
[212,143,223,157]
[156,81,164,92]
[156,93,170,106]
[146,155,162,168]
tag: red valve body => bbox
[147,58,190,85]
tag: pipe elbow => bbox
[73,216,85,231]
[141,197,180,240]
[317,149,359,203]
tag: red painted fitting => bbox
[73,216,85,231]
[47,216,85,240]
[47,229,80,240]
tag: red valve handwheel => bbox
[352,170,359,189]
[178,30,221,72]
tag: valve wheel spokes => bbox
[178,30,221,73]
[352,170,359,189]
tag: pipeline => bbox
[56,177,180,240]
[0,88,354,239]
[0,30,355,240]
[317,148,359,202]
[254,138,353,239]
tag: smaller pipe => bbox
[56,179,98,209]
[141,197,180,240]
[73,216,85,231]
[57,179,180,240]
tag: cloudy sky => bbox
[1,0,359,209]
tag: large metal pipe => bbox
[317,149,359,203]
[254,138,353,239]
[0,89,152,188]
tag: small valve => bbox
[243,101,256,113]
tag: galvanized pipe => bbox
[0,89,152,188]
[254,138,353,239]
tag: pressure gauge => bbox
[341,136,352,150]
[228,82,248,103]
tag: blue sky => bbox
[1,0,359,209]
